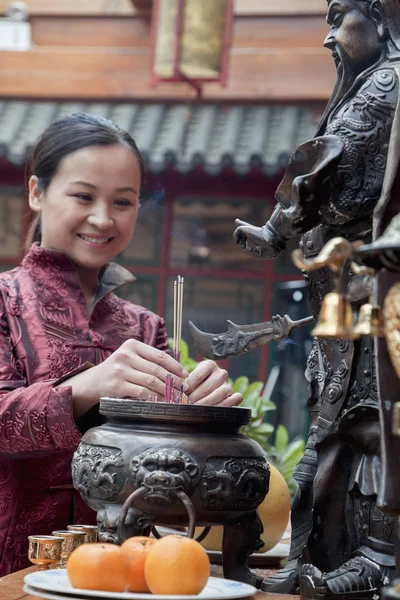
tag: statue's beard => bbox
[332,46,351,84]
[328,44,361,109]
[315,44,359,133]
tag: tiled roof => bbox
[0,101,322,177]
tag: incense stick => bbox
[179,276,184,361]
[166,276,185,403]
[173,279,177,361]
[165,374,171,403]
[174,275,184,363]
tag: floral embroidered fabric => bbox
[0,243,167,575]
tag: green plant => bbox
[167,339,305,497]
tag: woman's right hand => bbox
[59,339,189,418]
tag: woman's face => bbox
[29,143,141,275]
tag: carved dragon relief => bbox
[200,457,270,511]
[71,443,125,502]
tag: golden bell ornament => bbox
[383,282,400,379]
[353,303,385,337]
[312,292,358,339]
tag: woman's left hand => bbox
[185,360,242,407]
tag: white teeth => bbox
[80,235,110,244]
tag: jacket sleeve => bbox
[0,304,83,459]
[140,310,169,353]
[154,316,169,352]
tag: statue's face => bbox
[324,0,382,75]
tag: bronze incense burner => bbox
[71,398,270,587]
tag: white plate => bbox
[24,570,257,600]
[23,584,81,600]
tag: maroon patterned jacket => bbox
[0,243,167,575]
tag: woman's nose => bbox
[87,211,114,230]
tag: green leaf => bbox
[275,424,289,453]
[251,395,265,419]
[243,381,263,400]
[260,399,276,412]
[185,358,198,374]
[251,423,274,435]
[180,339,189,363]
[234,376,249,395]
[279,439,305,466]
[243,392,263,411]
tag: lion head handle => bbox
[131,448,199,503]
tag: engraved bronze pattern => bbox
[71,443,125,502]
[100,397,251,426]
[200,457,269,511]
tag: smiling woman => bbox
[0,112,242,576]
[28,143,142,307]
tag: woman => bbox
[0,113,242,575]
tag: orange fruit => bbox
[67,543,131,592]
[144,535,210,595]
[120,536,157,592]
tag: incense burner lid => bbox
[99,397,252,428]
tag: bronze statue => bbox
[232,1,400,598]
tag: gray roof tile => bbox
[0,101,323,176]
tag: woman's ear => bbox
[28,176,43,212]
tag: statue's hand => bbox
[234,219,277,258]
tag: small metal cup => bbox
[67,524,98,543]
[28,535,64,570]
[52,529,86,568]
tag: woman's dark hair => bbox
[25,112,145,252]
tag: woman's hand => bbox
[61,339,188,418]
[184,360,242,407]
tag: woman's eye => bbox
[115,199,133,207]
[75,193,92,201]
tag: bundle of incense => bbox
[163,380,189,404]
[165,374,173,403]
[176,383,189,405]
[173,276,184,363]
[164,275,186,404]
[181,381,189,404]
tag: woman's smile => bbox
[77,234,115,247]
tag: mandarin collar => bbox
[22,243,136,303]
